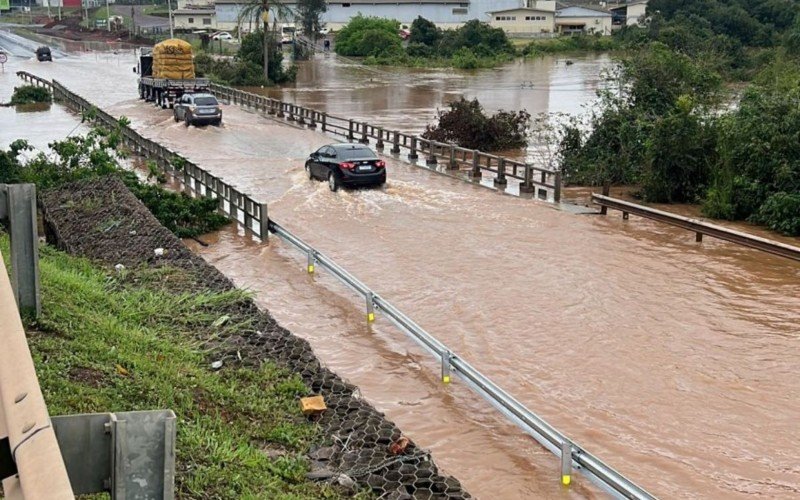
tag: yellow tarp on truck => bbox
[152,38,195,79]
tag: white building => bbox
[172,8,215,30]
[615,0,648,26]
[554,5,613,35]
[488,7,555,36]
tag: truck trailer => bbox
[136,40,210,109]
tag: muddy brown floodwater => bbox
[4,50,800,499]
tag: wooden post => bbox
[391,131,401,154]
[348,120,354,141]
[259,203,269,241]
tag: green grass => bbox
[1,233,346,499]
[522,35,621,57]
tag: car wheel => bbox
[173,111,179,122]
[305,163,313,180]
[328,172,340,192]
[184,115,191,127]
[213,119,221,126]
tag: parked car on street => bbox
[173,93,222,126]
[211,31,234,41]
[35,46,52,62]
[305,143,386,192]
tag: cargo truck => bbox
[135,39,210,109]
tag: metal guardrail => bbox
[208,83,562,202]
[15,72,270,241]
[270,220,656,500]
[592,194,800,262]
[17,71,656,498]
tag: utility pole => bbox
[130,4,135,39]
[167,0,174,38]
[105,0,110,30]
[46,0,51,19]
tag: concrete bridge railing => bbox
[208,83,562,203]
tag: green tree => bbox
[237,0,291,81]
[296,0,327,44]
[409,16,440,47]
[335,15,401,57]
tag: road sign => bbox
[0,53,8,64]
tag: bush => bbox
[451,47,479,69]
[335,15,401,57]
[423,97,530,151]
[437,19,515,58]
[410,16,441,47]
[0,120,228,238]
[750,192,800,235]
[10,85,52,105]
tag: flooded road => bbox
[4,50,800,499]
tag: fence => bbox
[17,71,656,499]
[208,83,562,202]
[592,194,800,263]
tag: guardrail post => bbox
[561,441,572,486]
[348,120,354,141]
[365,291,375,323]
[297,106,305,125]
[321,113,327,132]
[2,184,41,317]
[554,171,562,203]
[623,211,629,220]
[277,103,285,118]
[375,128,384,150]
[408,137,418,160]
[259,203,269,241]
[391,131,401,154]
[243,199,253,232]
[520,165,534,194]
[448,144,457,169]
[287,104,295,122]
[230,191,239,222]
[307,110,317,128]
[696,232,703,242]
[306,250,315,274]
[600,182,610,215]
[471,151,482,179]
[360,122,369,144]
[494,158,508,188]
[441,351,451,384]
[426,142,438,166]
[268,99,276,115]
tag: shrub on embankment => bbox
[0,232,343,498]
[0,118,227,238]
[423,97,531,151]
[9,85,52,105]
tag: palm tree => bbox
[238,0,292,81]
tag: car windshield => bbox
[194,96,218,106]
[337,147,377,160]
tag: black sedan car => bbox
[305,143,386,191]
[35,46,52,62]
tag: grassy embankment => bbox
[0,233,347,498]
